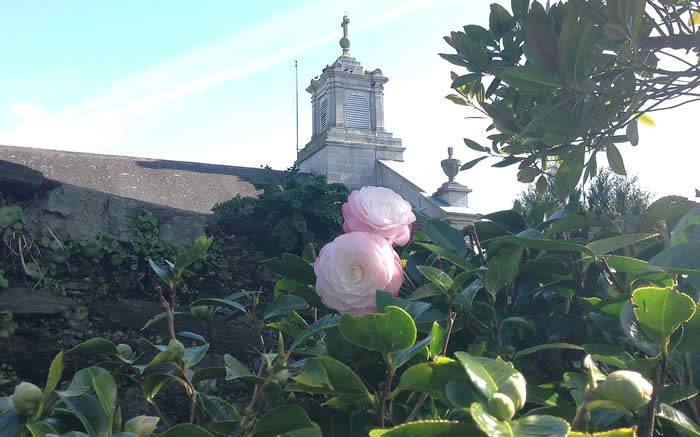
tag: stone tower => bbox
[296,15,404,190]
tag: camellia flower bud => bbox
[116,343,133,359]
[498,372,527,411]
[190,306,211,320]
[595,370,653,411]
[167,339,185,361]
[488,392,516,421]
[13,382,42,416]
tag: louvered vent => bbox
[319,98,329,131]
[345,94,370,129]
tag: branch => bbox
[640,33,700,50]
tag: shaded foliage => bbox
[213,167,348,256]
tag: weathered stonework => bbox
[296,17,480,228]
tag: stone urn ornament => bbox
[441,147,461,182]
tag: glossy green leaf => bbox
[417,265,453,291]
[251,405,321,437]
[191,367,226,385]
[585,233,656,255]
[470,402,570,436]
[0,411,25,437]
[568,427,637,436]
[369,420,477,436]
[263,295,308,320]
[289,356,373,406]
[485,244,523,296]
[198,394,238,422]
[671,207,700,245]
[189,298,246,314]
[660,385,699,405]
[677,309,700,352]
[656,403,700,436]
[290,313,340,351]
[495,65,562,91]
[123,415,159,436]
[650,243,700,272]
[415,241,471,270]
[66,338,118,356]
[183,344,209,369]
[43,351,64,403]
[391,330,435,368]
[454,352,517,399]
[393,357,469,403]
[631,286,696,346]
[583,344,633,368]
[640,196,697,233]
[339,306,416,354]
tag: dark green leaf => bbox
[263,253,315,284]
[464,138,489,153]
[606,143,626,175]
[495,65,562,91]
[585,233,656,255]
[525,12,560,73]
[159,424,215,437]
[660,385,699,405]
[189,298,246,314]
[290,313,340,351]
[461,156,489,170]
[554,148,584,199]
[626,119,639,146]
[66,338,118,357]
[425,220,469,256]
[513,342,583,360]
[251,405,321,437]
[263,295,308,320]
[485,244,523,297]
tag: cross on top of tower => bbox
[340,15,351,55]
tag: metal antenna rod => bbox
[295,60,299,155]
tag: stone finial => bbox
[340,15,351,55]
[441,147,461,182]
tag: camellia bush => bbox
[2,1,700,436]
[2,180,700,436]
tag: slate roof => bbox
[0,145,275,213]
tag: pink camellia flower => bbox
[314,232,403,316]
[342,186,416,246]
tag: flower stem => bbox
[645,344,669,437]
[379,354,395,428]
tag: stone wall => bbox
[1,159,210,248]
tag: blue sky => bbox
[0,0,696,212]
